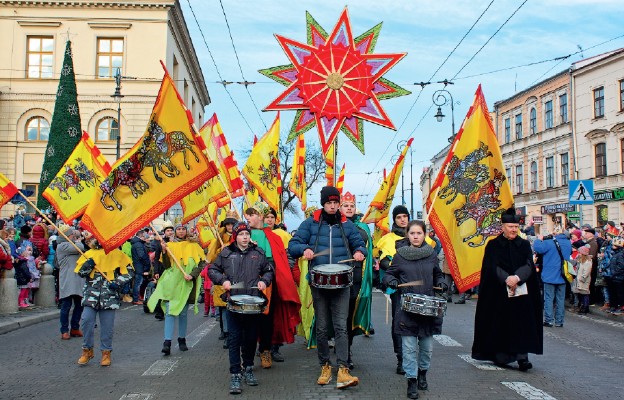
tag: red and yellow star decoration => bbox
[260,8,410,155]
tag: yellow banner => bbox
[426,85,513,292]
[81,66,218,252]
[288,134,307,211]
[43,131,111,224]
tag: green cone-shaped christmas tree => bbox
[37,40,83,209]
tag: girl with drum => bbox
[382,220,446,400]
[209,222,274,395]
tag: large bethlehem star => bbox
[260,9,410,155]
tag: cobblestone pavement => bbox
[0,294,623,399]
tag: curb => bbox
[0,309,60,335]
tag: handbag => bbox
[553,238,575,283]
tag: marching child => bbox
[200,265,216,317]
[382,220,446,399]
[209,222,273,395]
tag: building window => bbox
[620,79,624,111]
[515,164,523,194]
[560,153,569,186]
[597,204,608,228]
[27,36,54,79]
[621,139,624,173]
[559,93,568,123]
[97,38,124,78]
[545,100,553,129]
[546,156,554,188]
[529,107,536,134]
[26,116,50,141]
[505,167,512,189]
[530,161,538,191]
[96,117,119,142]
[515,114,522,140]
[23,184,38,214]
[595,142,607,177]
[504,118,510,144]
[594,87,604,118]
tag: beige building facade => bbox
[571,49,624,228]
[0,0,209,217]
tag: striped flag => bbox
[325,141,335,186]
[0,172,19,210]
[288,134,307,211]
[336,163,346,194]
[43,131,111,224]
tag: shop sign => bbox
[541,203,575,214]
[532,216,543,224]
[594,188,624,202]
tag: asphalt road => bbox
[1,293,623,399]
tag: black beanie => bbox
[20,225,32,236]
[232,222,251,241]
[320,186,341,205]
[392,205,410,221]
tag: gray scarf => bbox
[396,243,434,261]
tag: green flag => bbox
[352,217,374,336]
[37,40,83,209]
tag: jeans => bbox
[543,283,566,325]
[132,274,144,302]
[402,335,433,378]
[59,295,83,333]
[81,306,115,351]
[226,311,259,374]
[311,286,349,367]
[164,302,188,340]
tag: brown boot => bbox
[77,348,94,365]
[336,365,358,389]
[317,362,332,385]
[70,329,83,337]
[260,350,272,369]
[101,350,112,367]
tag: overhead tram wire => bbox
[185,0,256,135]
[218,0,268,131]
[361,0,497,196]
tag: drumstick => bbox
[337,258,356,264]
[311,248,331,258]
[397,280,424,287]
[385,293,390,325]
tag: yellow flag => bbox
[325,141,335,186]
[242,113,281,212]
[0,172,19,210]
[43,131,111,224]
[288,134,307,211]
[204,114,244,197]
[426,85,513,293]
[196,203,219,248]
[81,65,218,252]
[362,138,413,224]
[180,173,227,224]
[336,163,346,194]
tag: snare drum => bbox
[227,294,266,314]
[401,293,447,317]
[310,264,353,289]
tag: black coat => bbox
[472,234,543,361]
[382,244,445,337]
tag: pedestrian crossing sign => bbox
[569,180,593,205]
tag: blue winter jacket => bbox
[532,233,571,284]
[288,209,367,267]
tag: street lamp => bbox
[111,68,124,159]
[432,84,455,143]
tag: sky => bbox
[179,0,623,228]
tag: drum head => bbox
[313,264,350,273]
[230,294,265,304]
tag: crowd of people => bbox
[2,195,623,398]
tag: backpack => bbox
[14,259,32,286]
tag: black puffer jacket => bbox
[382,243,445,337]
[608,246,624,283]
[209,242,274,298]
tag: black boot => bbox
[178,337,188,351]
[161,340,171,356]
[417,369,428,390]
[396,356,405,375]
[407,378,419,399]
[223,333,229,349]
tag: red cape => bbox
[264,227,301,344]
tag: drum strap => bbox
[311,219,353,267]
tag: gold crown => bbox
[341,191,356,205]
[225,209,238,219]
[251,201,269,216]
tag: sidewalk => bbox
[0,305,59,335]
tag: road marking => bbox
[544,331,624,362]
[501,382,557,400]
[575,313,624,329]
[119,394,153,400]
[186,319,218,348]
[142,358,179,376]
[433,334,462,346]
[120,304,141,312]
[458,354,504,370]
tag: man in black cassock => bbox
[471,208,543,371]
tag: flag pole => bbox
[16,190,112,281]
[200,213,224,248]
[149,222,189,277]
